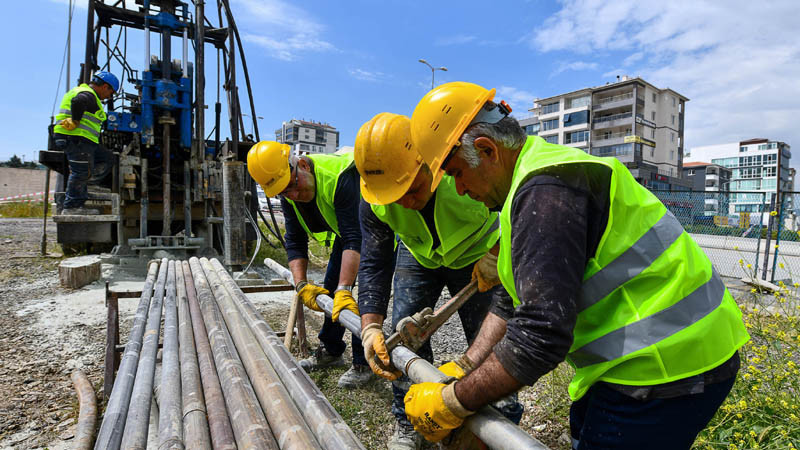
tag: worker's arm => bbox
[281,196,310,285]
[69,91,100,122]
[454,176,594,411]
[332,168,362,287]
[356,199,396,327]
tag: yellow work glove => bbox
[59,118,78,131]
[296,281,327,312]
[361,323,402,380]
[471,252,499,292]
[332,289,359,322]
[438,354,477,380]
[404,382,474,442]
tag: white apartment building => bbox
[685,138,792,214]
[530,76,689,190]
[275,119,340,155]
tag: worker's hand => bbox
[59,118,78,131]
[296,281,327,312]
[438,354,477,380]
[361,323,402,380]
[471,252,499,292]
[332,289,359,322]
[404,382,474,442]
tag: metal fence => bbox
[652,190,800,284]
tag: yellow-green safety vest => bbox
[498,136,749,400]
[285,152,356,243]
[371,175,499,269]
[54,84,106,144]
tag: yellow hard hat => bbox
[247,141,292,197]
[355,113,422,205]
[410,81,495,191]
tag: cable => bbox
[51,0,76,120]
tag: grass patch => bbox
[0,201,53,218]
[252,222,332,269]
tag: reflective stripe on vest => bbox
[571,270,725,368]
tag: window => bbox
[651,129,656,138]
[542,118,559,131]
[670,150,674,160]
[563,110,589,126]
[687,169,695,176]
[740,146,747,152]
[652,93,657,102]
[651,111,656,121]
[566,130,589,144]
[542,134,559,144]
[739,167,761,179]
[299,144,309,150]
[541,102,559,115]
[764,153,777,164]
[671,114,676,125]
[524,123,540,135]
[592,143,632,157]
[672,96,677,107]
[764,166,777,177]
[650,147,655,157]
[565,96,590,109]
[670,133,675,143]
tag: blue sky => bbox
[2,0,799,173]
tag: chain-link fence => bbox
[652,191,800,284]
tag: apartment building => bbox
[529,76,690,190]
[686,138,793,214]
[275,119,340,155]
[683,162,732,216]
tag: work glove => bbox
[404,381,474,442]
[438,354,477,380]
[361,323,402,380]
[296,281,326,312]
[59,118,78,131]
[332,289,359,322]
[471,252,499,292]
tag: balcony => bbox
[593,92,634,112]
[593,131,631,147]
[592,112,633,130]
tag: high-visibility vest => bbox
[53,84,106,144]
[285,152,356,243]
[371,175,499,269]
[497,136,749,400]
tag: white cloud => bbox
[529,0,800,157]
[551,61,599,77]
[497,86,538,113]
[233,0,335,61]
[435,35,476,46]
[348,68,385,82]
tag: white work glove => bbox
[471,252,499,292]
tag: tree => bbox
[3,155,24,168]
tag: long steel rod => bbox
[263,258,547,450]
[210,258,364,450]
[176,262,212,450]
[140,158,148,238]
[71,370,98,450]
[121,258,169,449]
[182,261,235,449]
[158,261,184,449]
[200,258,320,449]
[188,257,278,449]
[94,261,160,450]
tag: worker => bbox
[354,112,522,449]
[53,71,119,215]
[247,141,372,388]
[402,82,750,449]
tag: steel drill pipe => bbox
[176,262,212,450]
[200,257,321,449]
[263,258,549,450]
[209,258,364,450]
[121,258,169,449]
[71,370,97,450]
[95,261,160,450]
[188,257,279,449]
[159,260,184,450]
[182,261,235,450]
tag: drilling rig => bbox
[40,0,274,270]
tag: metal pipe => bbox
[71,370,98,450]
[263,258,547,450]
[209,258,364,450]
[176,262,212,449]
[194,0,205,163]
[83,0,94,83]
[94,261,160,450]
[41,168,51,255]
[182,261,235,449]
[163,117,172,235]
[143,0,150,71]
[158,261,184,449]
[140,158,148,238]
[199,258,320,449]
[182,23,188,76]
[184,161,191,237]
[188,257,278,449]
[121,258,169,449]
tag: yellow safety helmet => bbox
[355,112,422,205]
[247,141,292,197]
[410,81,496,191]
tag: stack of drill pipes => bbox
[121,258,170,449]
[182,261,235,449]
[176,262,212,449]
[264,258,549,450]
[159,260,184,449]
[199,258,320,449]
[209,258,364,450]
[188,257,279,449]
[94,260,160,450]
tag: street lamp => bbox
[418,59,447,90]
[241,113,264,136]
